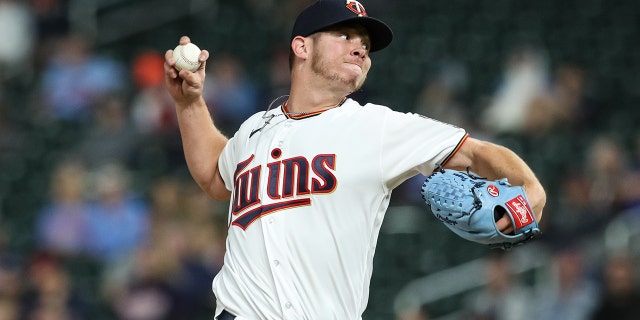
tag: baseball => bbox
[173,42,202,72]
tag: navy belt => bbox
[216,310,236,320]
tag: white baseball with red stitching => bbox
[173,42,202,72]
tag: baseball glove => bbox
[421,168,540,250]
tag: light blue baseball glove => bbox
[421,168,540,250]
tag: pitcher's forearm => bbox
[176,97,228,194]
[446,138,547,221]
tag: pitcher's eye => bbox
[340,34,348,40]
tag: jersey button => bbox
[273,260,280,266]
[285,302,292,309]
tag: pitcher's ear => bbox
[291,36,309,60]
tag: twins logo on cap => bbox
[346,0,367,16]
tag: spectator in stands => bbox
[129,50,184,172]
[544,169,605,241]
[0,0,34,81]
[525,62,592,135]
[29,0,69,72]
[74,95,140,170]
[464,251,533,320]
[21,251,86,320]
[106,240,188,320]
[34,157,91,257]
[414,59,470,130]
[203,53,260,135]
[177,183,227,314]
[532,243,599,320]
[146,175,183,224]
[38,32,125,122]
[130,51,177,135]
[584,135,630,215]
[539,134,632,242]
[100,176,223,319]
[98,175,179,320]
[591,251,640,320]
[84,162,149,263]
[0,252,22,303]
[480,44,550,135]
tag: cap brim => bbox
[317,17,393,52]
[352,17,393,52]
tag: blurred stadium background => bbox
[1,0,640,319]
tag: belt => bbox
[216,310,236,320]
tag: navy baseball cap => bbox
[291,0,393,52]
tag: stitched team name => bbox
[230,151,337,229]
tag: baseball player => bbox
[163,0,547,319]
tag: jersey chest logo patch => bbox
[230,151,337,230]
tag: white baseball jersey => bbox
[213,98,467,319]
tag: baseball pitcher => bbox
[163,0,547,319]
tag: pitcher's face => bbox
[309,24,372,92]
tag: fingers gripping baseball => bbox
[164,36,209,104]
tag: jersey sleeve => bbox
[379,109,467,188]
[218,136,236,191]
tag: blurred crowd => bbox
[394,43,640,320]
[0,0,248,319]
[1,0,640,319]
